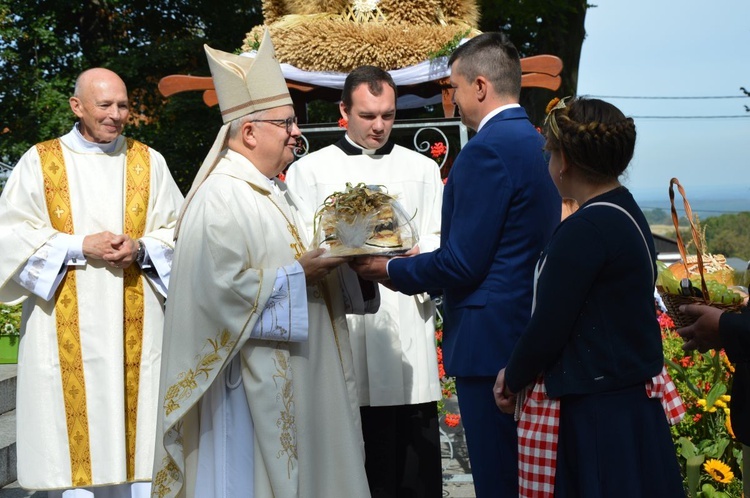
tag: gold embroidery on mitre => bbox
[123,138,150,480]
[38,139,92,486]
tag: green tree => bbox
[644,208,670,225]
[704,212,750,261]
[1,1,589,192]
[0,0,262,192]
[480,0,591,126]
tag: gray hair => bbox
[228,109,267,139]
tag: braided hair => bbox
[544,97,636,184]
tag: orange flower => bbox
[338,118,348,129]
[444,413,461,427]
[430,141,447,158]
[679,356,694,368]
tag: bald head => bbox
[70,68,130,143]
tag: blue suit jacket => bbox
[389,107,561,377]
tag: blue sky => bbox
[577,0,750,201]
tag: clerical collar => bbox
[335,135,394,156]
[64,123,121,154]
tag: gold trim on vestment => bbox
[272,347,297,476]
[162,329,236,417]
[37,137,152,486]
[38,139,93,486]
[265,195,346,367]
[156,259,267,497]
[155,327,241,498]
[123,138,150,480]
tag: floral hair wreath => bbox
[544,96,572,140]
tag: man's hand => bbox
[676,304,724,353]
[83,232,138,268]
[349,255,390,282]
[403,245,420,256]
[493,368,516,414]
[298,248,349,284]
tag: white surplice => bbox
[152,149,370,498]
[0,128,183,492]
[287,141,443,406]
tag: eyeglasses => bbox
[250,116,298,134]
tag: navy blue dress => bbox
[505,187,685,497]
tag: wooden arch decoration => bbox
[158,54,562,122]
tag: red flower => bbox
[657,312,675,330]
[693,413,702,423]
[277,172,286,182]
[444,413,461,427]
[430,141,447,158]
[435,329,443,342]
[338,118,348,129]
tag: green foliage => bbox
[428,28,471,60]
[646,210,750,263]
[704,213,750,261]
[643,207,690,228]
[660,312,744,497]
[0,0,263,194]
[0,303,22,345]
[478,0,591,125]
[645,208,671,225]
[0,1,589,189]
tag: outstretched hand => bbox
[676,304,724,353]
[348,255,391,282]
[298,248,349,284]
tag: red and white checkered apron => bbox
[515,366,685,497]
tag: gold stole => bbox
[38,138,150,485]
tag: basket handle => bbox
[668,178,709,301]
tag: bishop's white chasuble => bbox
[153,150,370,498]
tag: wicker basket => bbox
[656,178,744,327]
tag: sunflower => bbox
[704,459,734,484]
